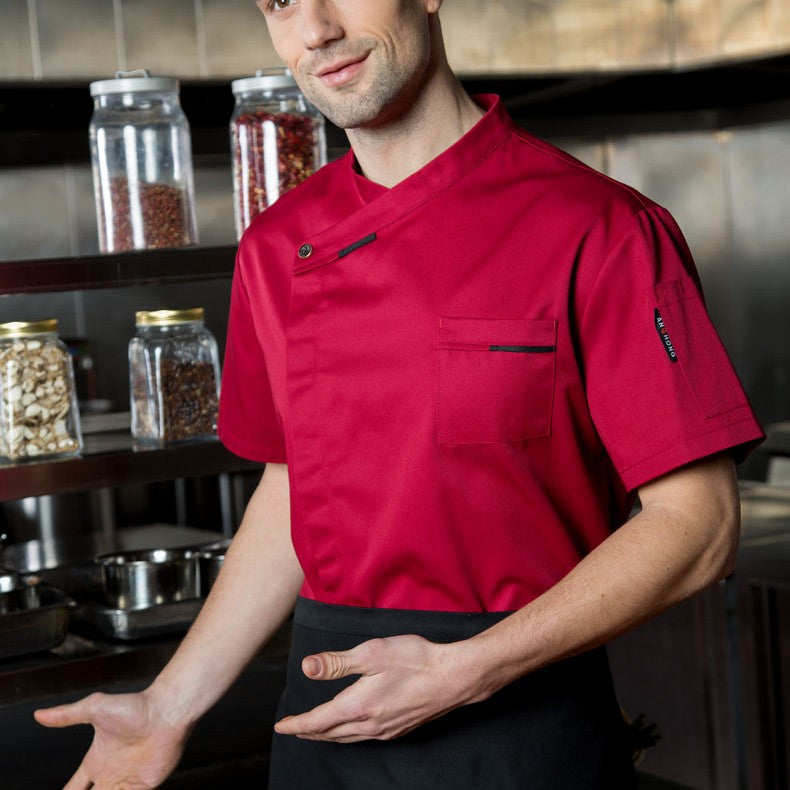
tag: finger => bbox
[293,721,382,743]
[62,761,92,790]
[274,693,365,737]
[277,709,388,743]
[295,710,430,743]
[297,731,373,743]
[302,651,351,680]
[302,639,378,680]
[34,698,93,728]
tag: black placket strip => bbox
[337,232,377,258]
[489,345,556,353]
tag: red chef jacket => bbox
[218,95,764,613]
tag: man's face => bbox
[256,0,437,129]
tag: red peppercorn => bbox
[98,177,192,252]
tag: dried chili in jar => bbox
[90,70,198,253]
[230,68,326,239]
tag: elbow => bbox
[710,531,738,584]
[700,496,740,586]
[639,454,742,597]
[690,454,742,588]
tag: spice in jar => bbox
[89,70,198,253]
[132,358,218,442]
[129,309,221,444]
[232,110,319,227]
[230,69,326,238]
[0,321,83,462]
[98,177,191,252]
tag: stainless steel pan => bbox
[96,548,200,610]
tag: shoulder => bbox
[495,129,696,296]
[501,126,687,268]
[508,127,658,218]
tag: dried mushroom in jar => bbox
[0,322,82,462]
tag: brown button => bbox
[298,243,313,259]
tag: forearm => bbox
[457,454,740,702]
[146,462,302,728]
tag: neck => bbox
[346,61,483,189]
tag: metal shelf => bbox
[0,247,254,502]
[0,435,261,499]
[3,60,790,165]
[0,244,237,295]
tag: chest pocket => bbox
[437,317,557,445]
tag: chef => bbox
[35,1,764,788]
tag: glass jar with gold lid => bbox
[0,319,83,462]
[128,308,220,444]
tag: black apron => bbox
[268,598,636,789]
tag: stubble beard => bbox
[303,77,406,130]
[296,37,431,131]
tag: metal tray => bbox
[72,595,204,641]
[0,584,72,660]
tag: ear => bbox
[423,0,444,13]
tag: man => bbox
[36,1,764,788]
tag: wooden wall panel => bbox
[776,0,790,42]
[440,0,493,73]
[489,0,556,73]
[673,0,723,65]
[615,0,673,68]
[1,0,788,80]
[721,0,776,56]
[552,0,621,70]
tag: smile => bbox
[316,54,369,88]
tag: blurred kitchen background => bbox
[1,1,789,789]
[0,0,788,460]
[0,0,790,460]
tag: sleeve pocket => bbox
[437,317,557,444]
[655,280,748,419]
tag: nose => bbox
[301,0,344,49]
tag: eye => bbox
[267,0,293,10]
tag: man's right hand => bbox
[34,689,188,790]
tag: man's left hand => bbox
[273,634,479,742]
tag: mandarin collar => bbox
[344,94,513,200]
[294,95,514,267]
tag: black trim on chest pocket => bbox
[437,317,557,445]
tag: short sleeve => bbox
[580,206,763,491]
[217,258,287,464]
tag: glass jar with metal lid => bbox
[230,67,327,239]
[89,69,198,253]
[0,320,83,462]
[129,308,220,444]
